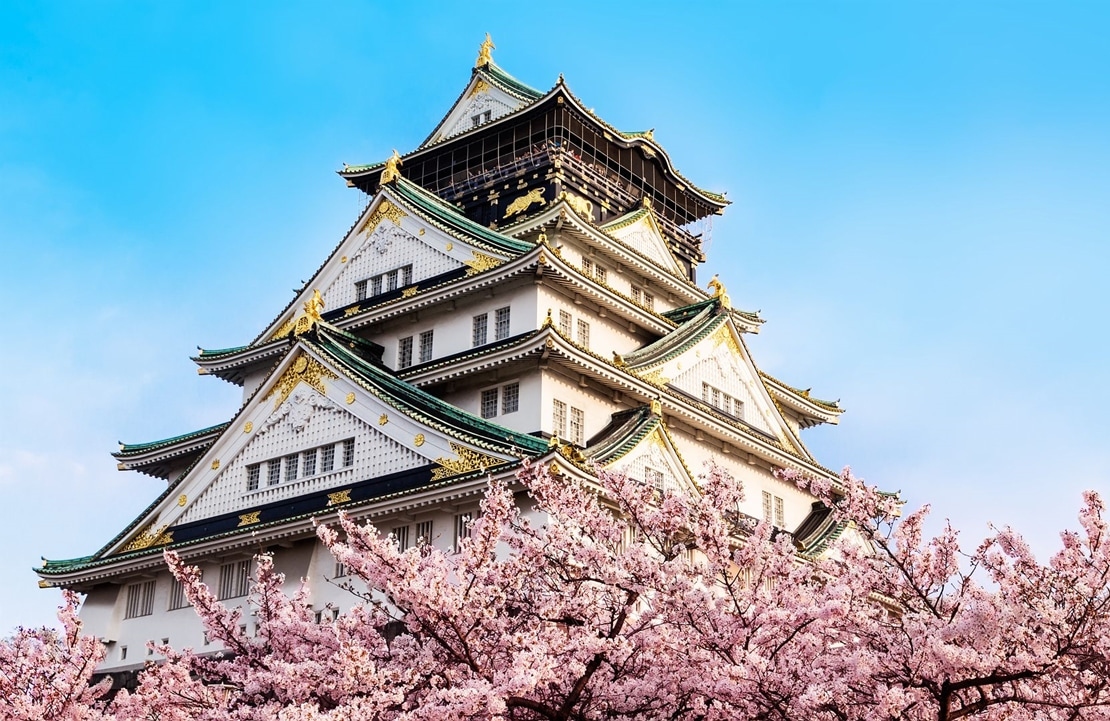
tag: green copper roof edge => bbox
[396,329,541,378]
[624,305,726,369]
[598,206,651,232]
[195,345,250,359]
[482,62,543,101]
[308,328,548,455]
[585,408,659,464]
[760,371,842,412]
[389,177,533,255]
[115,422,230,457]
[38,459,528,576]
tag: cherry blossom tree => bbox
[10,462,1110,720]
[0,590,111,720]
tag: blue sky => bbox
[2,2,1108,630]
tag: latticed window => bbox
[342,439,355,467]
[168,572,199,611]
[393,525,410,551]
[246,464,260,491]
[481,388,499,419]
[454,513,473,549]
[595,265,607,284]
[334,561,347,578]
[355,279,368,301]
[419,330,434,363]
[582,258,593,275]
[416,520,434,546]
[267,460,281,486]
[284,454,299,482]
[472,313,488,347]
[501,382,519,414]
[218,560,250,600]
[371,276,383,296]
[775,496,785,528]
[494,306,511,340]
[303,448,317,477]
[398,336,413,369]
[124,580,156,619]
[570,407,585,445]
[552,400,567,438]
[558,310,572,335]
[576,319,590,348]
[321,444,335,473]
[702,382,741,418]
[644,467,665,491]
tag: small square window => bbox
[371,276,383,297]
[501,383,519,414]
[481,388,499,419]
[284,454,299,483]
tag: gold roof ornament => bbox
[650,398,663,416]
[380,149,403,185]
[476,33,495,68]
[707,274,731,310]
[304,289,325,324]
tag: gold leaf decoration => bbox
[344,305,362,317]
[266,352,338,409]
[430,442,507,481]
[211,459,220,470]
[378,414,388,426]
[244,421,253,433]
[177,494,187,507]
[470,78,490,96]
[269,319,296,341]
[639,367,670,387]
[359,198,407,236]
[122,523,174,553]
[401,286,419,298]
[414,433,425,447]
[345,392,355,404]
[326,489,352,506]
[238,511,261,527]
[445,242,454,251]
[464,251,502,277]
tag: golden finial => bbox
[557,72,564,84]
[706,275,731,310]
[538,231,548,244]
[612,350,625,367]
[641,195,652,210]
[380,149,402,185]
[542,308,553,328]
[548,433,560,448]
[476,33,495,68]
[304,288,325,323]
[645,128,654,141]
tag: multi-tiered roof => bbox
[38,38,846,594]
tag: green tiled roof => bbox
[115,423,229,457]
[583,406,658,464]
[760,371,842,412]
[195,345,249,359]
[389,177,534,256]
[623,301,726,370]
[482,62,542,101]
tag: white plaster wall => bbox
[438,370,543,437]
[541,373,623,443]
[535,285,647,357]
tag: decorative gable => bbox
[602,206,685,276]
[604,425,697,497]
[424,75,532,147]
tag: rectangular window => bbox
[632,287,641,303]
[371,276,383,297]
[472,115,481,128]
[120,646,127,660]
[774,496,785,528]
[267,460,281,486]
[501,382,519,414]
[595,265,607,284]
[553,400,567,439]
[303,448,317,477]
[334,561,347,578]
[582,258,593,275]
[124,580,156,619]
[386,269,399,292]
[168,574,196,611]
[576,319,590,348]
[401,265,412,287]
[246,464,260,492]
[494,306,511,340]
[570,406,585,445]
[644,467,665,491]
[284,454,299,483]
[481,388,499,419]
[355,279,368,302]
[558,310,572,336]
[472,313,488,347]
[398,336,413,369]
[419,330,434,363]
[483,110,492,123]
[454,513,473,549]
[342,439,355,467]
[218,560,250,600]
[762,491,773,524]
[643,293,654,311]
[393,525,410,551]
[416,520,434,546]
[321,444,335,473]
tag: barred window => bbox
[762,491,773,524]
[595,265,607,284]
[246,464,260,491]
[303,448,317,477]
[334,561,347,578]
[218,560,250,600]
[267,460,281,486]
[472,313,488,347]
[481,388,499,419]
[494,306,511,340]
[343,438,355,467]
[454,513,473,549]
[284,454,299,482]
[775,496,785,528]
[419,330,434,363]
[168,573,199,611]
[355,279,368,301]
[576,319,590,348]
[321,444,335,473]
[553,400,567,438]
[393,525,411,551]
[644,467,665,491]
[416,520,434,546]
[398,336,413,369]
[582,258,593,275]
[702,382,741,418]
[401,265,413,286]
[501,382,519,414]
[124,580,156,619]
[558,310,572,335]
[371,275,383,296]
[570,406,585,445]
[386,268,398,292]
[643,293,655,311]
